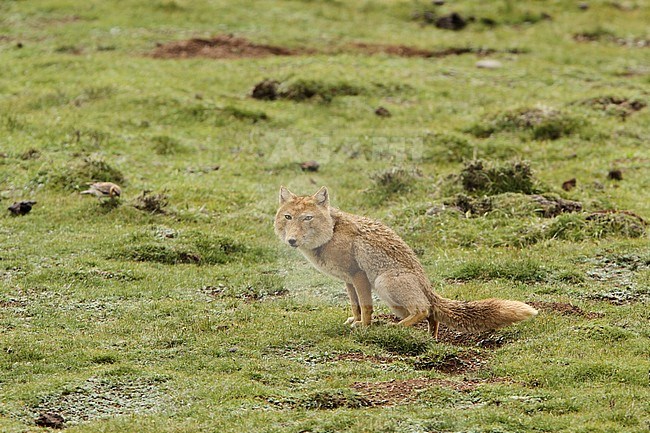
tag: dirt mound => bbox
[576,95,646,119]
[375,313,511,349]
[150,34,302,59]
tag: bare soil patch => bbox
[150,34,304,59]
[31,377,170,425]
[352,377,509,407]
[527,301,603,319]
[349,42,494,58]
[574,32,650,48]
[583,254,650,304]
[35,412,65,429]
[334,352,400,365]
[412,350,487,374]
[149,34,523,61]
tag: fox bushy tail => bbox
[431,294,538,333]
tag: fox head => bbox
[274,186,334,250]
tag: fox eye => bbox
[303,215,313,221]
[284,214,292,220]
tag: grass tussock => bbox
[43,155,125,190]
[448,258,551,283]
[460,159,538,195]
[523,212,646,244]
[445,192,582,218]
[131,190,170,214]
[575,95,646,119]
[468,106,584,140]
[174,103,268,125]
[370,166,422,196]
[421,132,475,163]
[352,325,431,355]
[111,229,268,265]
[252,78,364,103]
[150,135,187,155]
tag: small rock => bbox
[8,200,36,216]
[35,412,65,429]
[476,59,502,69]
[578,2,589,10]
[480,17,498,27]
[432,0,445,5]
[562,178,577,191]
[374,106,391,117]
[607,169,623,180]
[300,161,320,172]
[435,12,467,31]
[251,79,280,100]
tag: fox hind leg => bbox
[396,311,429,327]
[374,271,430,330]
[427,315,440,340]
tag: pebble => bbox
[476,59,502,69]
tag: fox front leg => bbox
[348,272,373,328]
[344,283,362,325]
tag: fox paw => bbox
[344,317,360,325]
[349,320,371,329]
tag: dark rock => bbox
[374,106,391,117]
[607,169,623,180]
[300,161,320,172]
[562,178,577,191]
[8,201,36,216]
[251,79,280,100]
[35,412,65,429]
[435,12,467,31]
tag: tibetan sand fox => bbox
[274,186,537,338]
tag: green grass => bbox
[1,0,650,432]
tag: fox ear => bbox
[279,186,296,204]
[313,186,329,207]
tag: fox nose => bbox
[288,238,297,247]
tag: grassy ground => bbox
[1,1,649,432]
